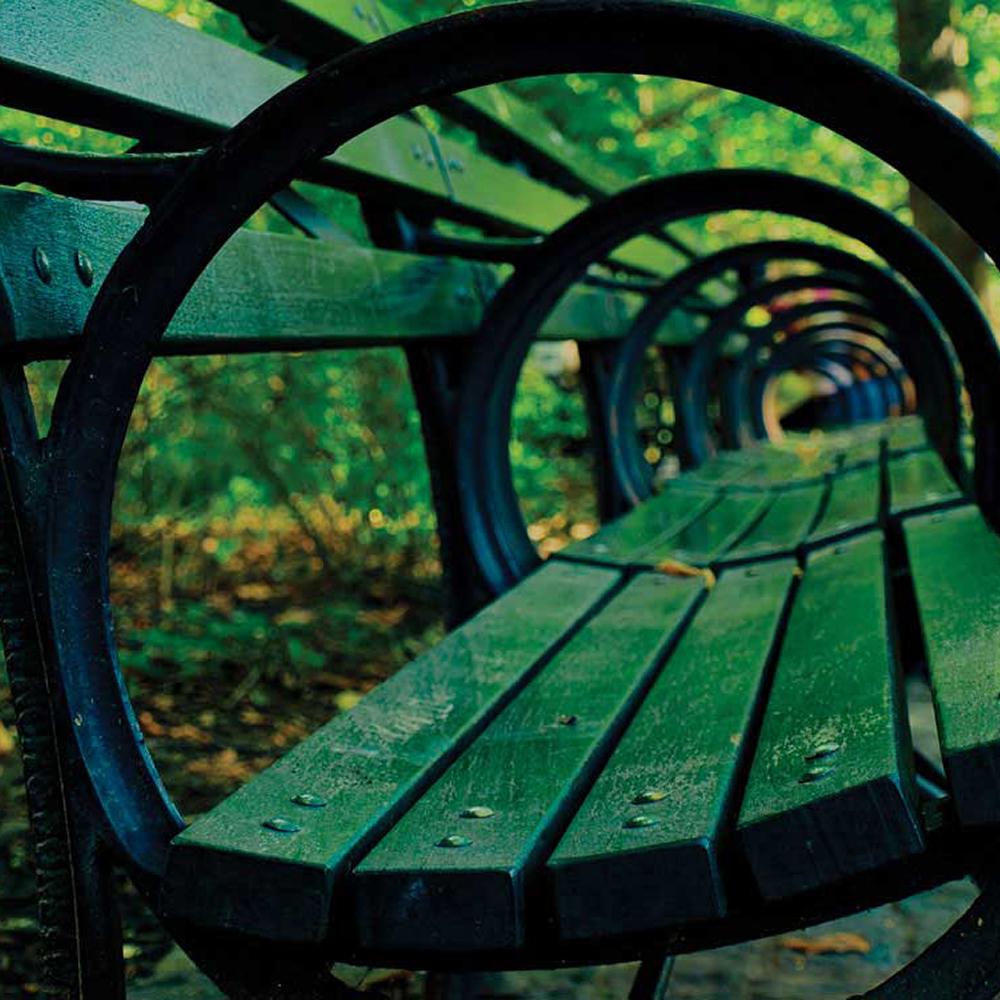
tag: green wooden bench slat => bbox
[840,434,883,470]
[738,532,923,899]
[0,189,638,358]
[635,492,772,566]
[904,504,1000,825]
[219,0,705,280]
[161,560,619,943]
[807,463,881,545]
[888,450,962,516]
[0,0,687,277]
[0,0,467,204]
[886,416,928,454]
[557,487,718,565]
[548,560,795,941]
[351,572,704,955]
[723,484,826,560]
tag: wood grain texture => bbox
[556,487,719,566]
[0,189,636,358]
[723,484,826,560]
[807,463,882,545]
[738,532,923,899]
[904,504,1000,824]
[0,0,688,276]
[549,560,795,941]
[351,572,703,955]
[887,449,962,516]
[634,491,772,566]
[162,560,619,943]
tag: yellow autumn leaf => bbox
[655,559,716,590]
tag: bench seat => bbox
[161,417,985,962]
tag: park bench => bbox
[3,2,1000,998]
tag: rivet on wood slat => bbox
[805,741,841,761]
[632,790,667,805]
[32,246,52,284]
[799,765,835,784]
[436,835,471,848]
[460,806,495,819]
[73,250,94,287]
[263,817,301,833]
[745,567,759,578]
[448,158,465,173]
[557,714,578,726]
[291,793,327,808]
[411,144,424,160]
[623,815,660,830]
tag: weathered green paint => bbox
[0,189,638,358]
[840,434,882,470]
[888,449,962,516]
[738,532,923,899]
[351,572,703,954]
[723,484,826,560]
[635,491,772,566]
[904,504,1000,825]
[162,560,619,943]
[886,415,928,454]
[221,0,715,278]
[557,487,718,565]
[807,463,882,544]
[548,561,794,941]
[0,0,689,274]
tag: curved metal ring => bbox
[717,297,908,449]
[678,278,903,462]
[604,205,968,511]
[454,171,981,591]
[750,328,912,440]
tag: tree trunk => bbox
[896,0,988,299]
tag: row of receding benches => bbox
[161,416,985,967]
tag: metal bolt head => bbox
[263,817,301,833]
[799,765,835,784]
[557,714,578,727]
[74,250,94,287]
[291,793,327,809]
[436,834,471,849]
[460,806,495,819]
[805,741,841,762]
[623,815,660,830]
[412,144,424,160]
[448,157,465,173]
[632,789,667,805]
[745,567,758,578]
[32,246,52,284]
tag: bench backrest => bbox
[0,0,721,364]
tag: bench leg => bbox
[578,340,633,521]
[406,343,493,624]
[629,954,674,1000]
[0,367,127,998]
